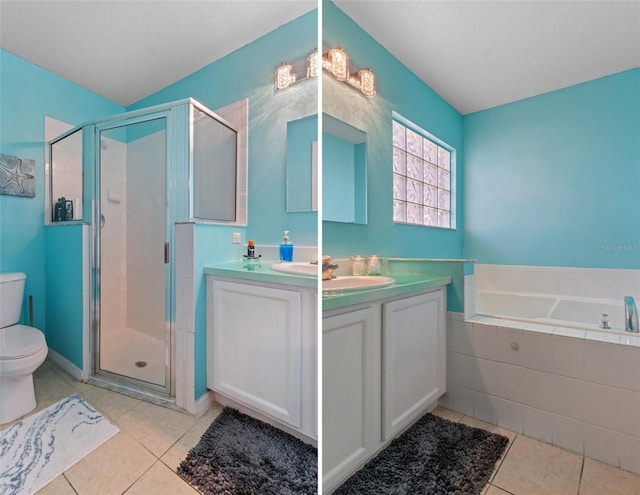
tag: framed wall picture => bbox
[0,153,35,197]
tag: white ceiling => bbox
[0,0,316,106]
[334,0,640,114]
[1,1,638,113]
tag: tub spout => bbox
[624,296,639,333]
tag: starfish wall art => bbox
[0,153,35,197]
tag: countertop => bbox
[204,261,451,304]
[322,273,451,311]
[204,259,317,289]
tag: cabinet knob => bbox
[510,342,519,351]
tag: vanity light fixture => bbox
[274,49,319,92]
[357,68,376,98]
[307,49,319,78]
[324,46,349,81]
[275,62,296,91]
[322,46,376,98]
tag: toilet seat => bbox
[0,325,46,360]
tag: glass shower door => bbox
[96,116,169,392]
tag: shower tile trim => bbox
[175,222,195,414]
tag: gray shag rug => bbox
[177,407,317,495]
[334,413,509,495]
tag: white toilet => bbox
[0,272,48,424]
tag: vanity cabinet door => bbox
[209,280,302,428]
[382,288,446,440]
[322,306,381,494]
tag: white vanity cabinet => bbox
[322,286,446,493]
[206,277,317,441]
[382,290,446,440]
[322,305,381,491]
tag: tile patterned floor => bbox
[1,360,222,495]
[432,407,640,495]
[2,361,639,494]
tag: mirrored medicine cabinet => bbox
[322,113,367,224]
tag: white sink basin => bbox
[271,262,318,277]
[323,276,395,292]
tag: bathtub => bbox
[475,290,630,334]
[443,290,640,475]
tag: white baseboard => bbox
[47,348,83,381]
[194,390,215,418]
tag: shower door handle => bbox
[164,242,170,264]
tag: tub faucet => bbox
[624,296,639,333]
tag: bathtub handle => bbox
[624,296,639,333]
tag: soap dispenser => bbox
[279,230,293,262]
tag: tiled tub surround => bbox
[440,311,640,476]
[474,264,640,301]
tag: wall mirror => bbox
[286,114,318,212]
[322,113,367,224]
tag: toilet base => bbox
[0,374,37,424]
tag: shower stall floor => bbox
[99,326,165,386]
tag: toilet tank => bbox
[0,272,26,328]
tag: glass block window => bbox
[392,117,453,228]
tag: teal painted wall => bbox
[463,68,640,269]
[44,225,84,367]
[129,10,318,248]
[322,1,464,259]
[0,49,123,343]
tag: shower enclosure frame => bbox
[93,109,174,397]
[48,98,238,405]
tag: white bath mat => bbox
[0,393,119,495]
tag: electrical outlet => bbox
[232,232,241,243]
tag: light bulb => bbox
[307,49,319,78]
[274,63,295,91]
[358,68,376,98]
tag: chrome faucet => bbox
[317,256,339,280]
[624,296,639,333]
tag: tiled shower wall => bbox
[175,222,195,413]
[126,130,166,339]
[100,137,127,331]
